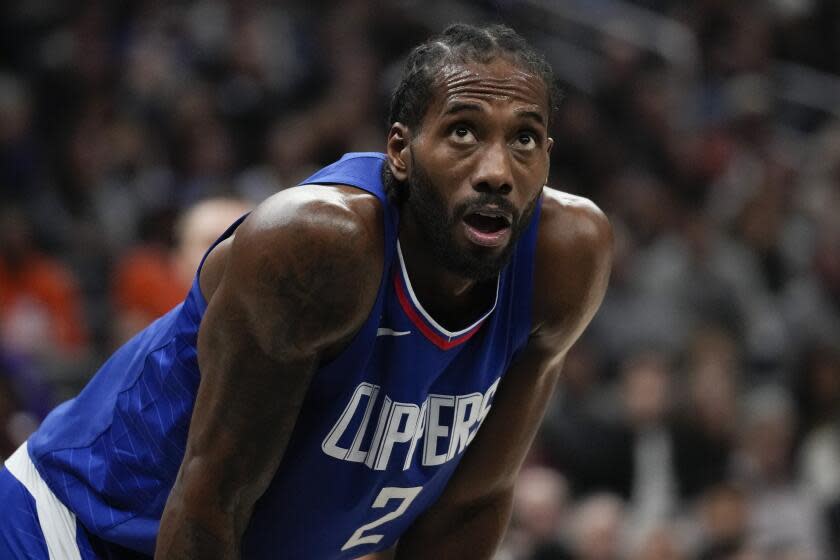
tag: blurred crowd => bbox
[0,1,838,559]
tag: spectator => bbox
[734,385,826,559]
[630,524,686,560]
[692,483,752,560]
[110,196,252,345]
[502,466,572,560]
[671,325,739,500]
[567,493,627,560]
[0,208,88,358]
[796,346,840,557]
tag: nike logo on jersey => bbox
[376,328,411,337]
[321,378,500,471]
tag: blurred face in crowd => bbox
[742,411,794,481]
[572,494,625,560]
[807,350,840,418]
[394,57,552,280]
[738,385,797,482]
[699,484,749,544]
[512,467,568,540]
[622,352,670,428]
[632,526,684,560]
[815,224,840,300]
[174,198,253,287]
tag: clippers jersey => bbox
[26,152,541,558]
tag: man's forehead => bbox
[430,59,549,115]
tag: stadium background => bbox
[1,1,838,559]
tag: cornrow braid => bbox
[388,23,558,131]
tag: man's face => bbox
[401,58,553,280]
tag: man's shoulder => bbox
[233,184,385,271]
[535,187,612,280]
[537,187,611,250]
[204,184,386,360]
[211,184,383,299]
[530,187,613,339]
[250,184,383,243]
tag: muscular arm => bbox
[155,187,383,558]
[396,191,613,558]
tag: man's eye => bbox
[451,126,476,143]
[515,133,538,150]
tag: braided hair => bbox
[388,23,558,131]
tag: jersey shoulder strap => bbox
[299,152,389,202]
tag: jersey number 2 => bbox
[340,486,423,551]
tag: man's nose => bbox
[472,141,513,195]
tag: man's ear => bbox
[545,136,554,185]
[386,123,411,182]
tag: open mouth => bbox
[462,210,512,247]
[463,212,511,233]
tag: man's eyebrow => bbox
[441,102,547,127]
[514,108,546,127]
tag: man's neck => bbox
[397,219,495,331]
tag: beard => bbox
[403,158,540,281]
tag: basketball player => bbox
[0,24,612,559]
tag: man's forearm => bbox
[156,516,238,559]
[395,490,514,560]
[156,478,242,560]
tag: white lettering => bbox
[466,378,500,446]
[365,396,393,469]
[374,403,420,471]
[446,393,482,460]
[403,400,427,471]
[322,383,378,460]
[422,395,455,467]
[347,385,381,463]
[322,378,502,471]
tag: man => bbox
[0,23,612,559]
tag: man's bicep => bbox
[167,193,383,525]
[213,191,384,363]
[185,287,318,513]
[155,284,322,558]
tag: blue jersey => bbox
[27,153,540,558]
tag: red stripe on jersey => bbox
[393,272,483,351]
